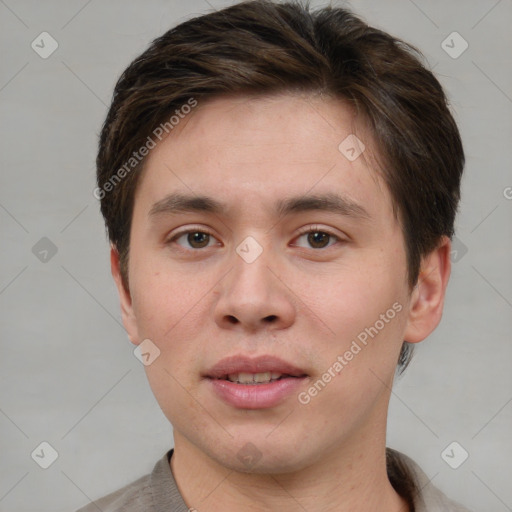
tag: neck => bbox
[170,427,409,512]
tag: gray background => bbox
[1,0,511,511]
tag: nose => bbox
[213,243,296,333]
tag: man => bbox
[81,1,470,510]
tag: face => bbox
[112,93,449,473]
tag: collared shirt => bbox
[75,448,473,512]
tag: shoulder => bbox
[74,472,153,512]
[387,448,473,512]
[74,450,186,512]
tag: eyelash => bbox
[294,225,341,249]
[166,225,343,251]
[166,227,218,250]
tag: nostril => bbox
[264,315,278,323]
[226,315,239,324]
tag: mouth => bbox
[210,371,306,385]
[203,355,309,409]
[204,354,308,381]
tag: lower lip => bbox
[207,377,307,409]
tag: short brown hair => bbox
[96,0,464,372]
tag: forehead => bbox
[134,93,391,221]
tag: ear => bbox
[403,236,452,344]
[110,245,141,345]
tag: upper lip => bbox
[204,355,308,379]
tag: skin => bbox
[111,93,451,512]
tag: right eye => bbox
[166,228,220,251]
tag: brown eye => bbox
[293,227,342,250]
[186,231,210,248]
[168,229,217,250]
[307,231,331,249]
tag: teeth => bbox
[253,372,272,383]
[226,371,283,384]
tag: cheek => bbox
[135,281,207,423]
[302,255,407,339]
[130,264,204,337]
[143,359,202,430]
[297,305,407,432]
[295,249,409,400]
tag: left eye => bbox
[294,230,339,249]
[170,230,218,249]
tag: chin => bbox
[206,436,316,475]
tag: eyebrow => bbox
[148,192,371,220]
[275,193,370,220]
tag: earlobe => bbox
[403,236,452,344]
[110,245,141,345]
